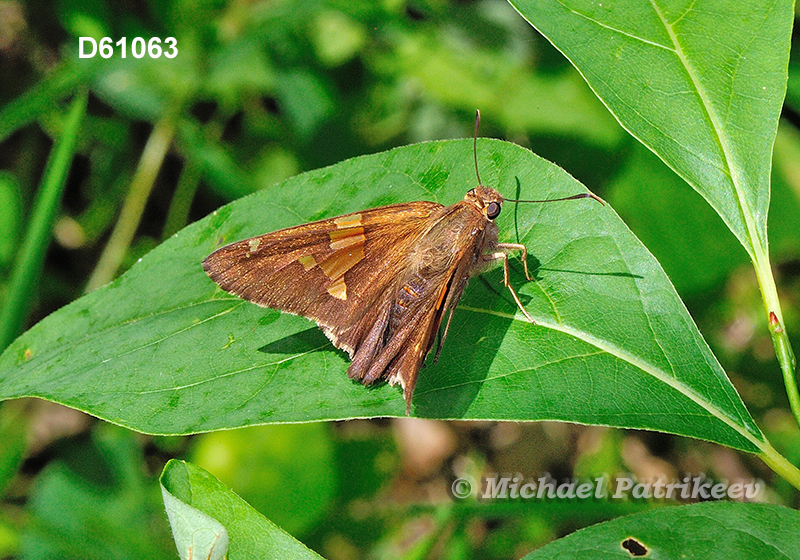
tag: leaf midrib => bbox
[459,304,763,452]
[649,0,769,257]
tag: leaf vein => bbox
[458,304,763,450]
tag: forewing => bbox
[202,201,442,353]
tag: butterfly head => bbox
[465,185,504,221]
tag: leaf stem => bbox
[751,245,800,429]
[0,92,87,351]
[85,112,177,292]
[756,437,800,493]
[161,116,224,240]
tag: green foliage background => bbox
[1,0,799,558]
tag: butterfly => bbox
[203,111,601,414]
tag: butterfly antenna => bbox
[474,109,483,186]
[506,192,605,205]
[472,109,603,207]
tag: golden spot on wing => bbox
[298,255,317,270]
[248,238,261,253]
[327,276,347,300]
[319,246,365,280]
[329,227,366,250]
[333,213,362,228]
[316,216,366,299]
[329,212,365,251]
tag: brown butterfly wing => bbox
[346,264,456,412]
[203,199,492,412]
[202,201,442,353]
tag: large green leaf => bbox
[510,0,792,257]
[521,501,800,560]
[0,140,761,451]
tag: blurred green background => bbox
[1,0,799,558]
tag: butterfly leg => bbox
[485,248,534,323]
[496,243,532,280]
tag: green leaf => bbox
[509,0,800,433]
[21,424,174,560]
[0,140,762,452]
[606,144,748,297]
[520,502,800,560]
[610,137,800,298]
[509,0,792,257]
[160,460,324,560]
[162,484,228,560]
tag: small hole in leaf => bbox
[622,537,648,557]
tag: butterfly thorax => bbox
[413,192,498,274]
[387,189,499,336]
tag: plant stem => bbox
[751,244,800,429]
[162,113,224,240]
[0,92,87,351]
[85,112,177,292]
[161,159,201,240]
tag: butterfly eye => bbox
[486,201,501,219]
